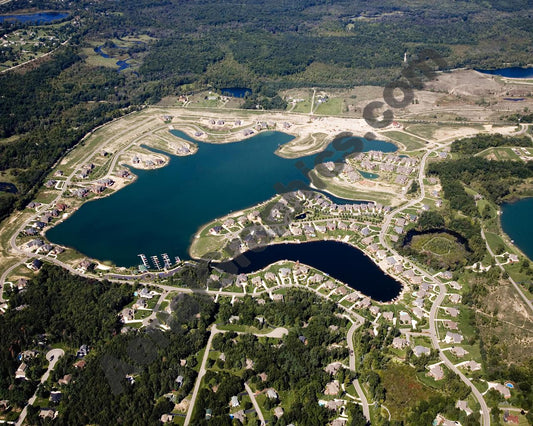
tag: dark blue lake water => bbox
[47,131,396,268]
[0,12,68,24]
[501,198,533,260]
[477,67,533,79]
[0,182,17,193]
[220,88,252,98]
[215,240,402,301]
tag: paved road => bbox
[244,382,266,425]
[346,317,370,422]
[353,379,370,422]
[377,137,491,426]
[16,349,65,426]
[0,260,23,302]
[481,228,533,313]
[184,326,219,426]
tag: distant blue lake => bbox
[221,88,252,98]
[0,12,68,24]
[94,45,132,72]
[501,198,533,259]
[477,67,533,79]
[47,131,396,267]
[216,240,402,302]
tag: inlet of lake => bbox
[47,130,401,299]
[215,240,401,302]
[501,198,533,260]
[477,67,533,79]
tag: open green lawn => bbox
[291,100,312,113]
[476,147,523,161]
[381,130,427,151]
[313,98,344,116]
[309,171,395,205]
[484,231,507,254]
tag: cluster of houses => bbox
[77,163,94,179]
[23,238,64,257]
[348,151,419,185]
[298,190,390,217]
[23,203,67,236]
[119,287,159,324]
[511,147,532,161]
[90,177,115,194]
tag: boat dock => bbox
[138,253,150,269]
[162,253,171,269]
[151,255,162,270]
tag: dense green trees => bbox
[450,134,532,155]
[0,265,133,410]
[428,157,533,210]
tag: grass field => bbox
[380,363,438,421]
[313,98,345,116]
[408,231,469,269]
[309,171,397,205]
[291,100,312,113]
[381,130,427,151]
[476,147,523,161]
[404,124,441,139]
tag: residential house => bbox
[450,347,468,358]
[325,362,342,375]
[58,374,72,386]
[428,364,445,381]
[413,346,431,357]
[29,259,43,271]
[494,383,511,399]
[448,293,461,303]
[382,311,394,322]
[444,332,464,345]
[39,409,57,420]
[443,320,458,330]
[399,311,412,325]
[324,380,340,396]
[77,344,89,358]
[412,307,425,319]
[445,307,460,317]
[15,363,28,380]
[230,396,239,408]
[462,361,482,372]
[392,337,409,349]
[266,389,278,399]
[456,400,473,416]
[50,391,62,404]
[448,281,462,290]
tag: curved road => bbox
[16,349,65,426]
[377,137,491,426]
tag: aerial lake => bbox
[215,240,402,301]
[220,88,252,98]
[0,12,68,24]
[501,198,533,259]
[477,67,533,79]
[47,130,396,270]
